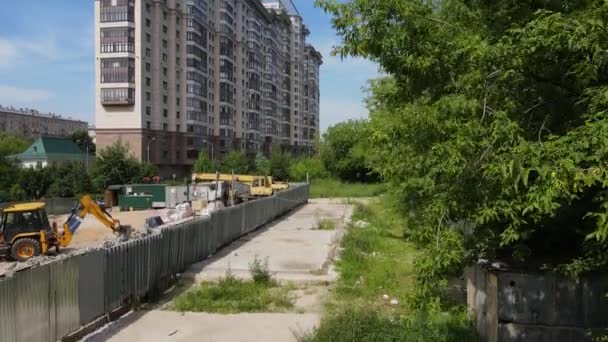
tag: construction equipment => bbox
[0,195,131,262]
[191,180,250,206]
[192,173,288,197]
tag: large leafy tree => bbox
[317,0,608,278]
[219,151,250,174]
[0,134,30,201]
[320,119,375,182]
[91,141,142,190]
[269,149,291,181]
[193,150,216,173]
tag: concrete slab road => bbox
[183,198,352,283]
[85,311,318,342]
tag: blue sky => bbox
[0,0,378,132]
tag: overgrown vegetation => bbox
[315,0,608,302]
[299,199,476,341]
[317,219,336,231]
[172,275,292,313]
[173,256,292,314]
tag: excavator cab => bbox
[0,203,55,261]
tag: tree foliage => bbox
[91,141,142,190]
[320,120,375,182]
[254,153,270,175]
[269,149,291,181]
[193,150,216,173]
[289,157,329,182]
[317,0,608,284]
[70,130,96,154]
[219,151,250,174]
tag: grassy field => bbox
[298,197,477,342]
[172,275,293,314]
[309,179,385,198]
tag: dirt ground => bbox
[0,209,173,277]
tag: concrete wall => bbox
[466,266,608,342]
[0,184,309,342]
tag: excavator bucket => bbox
[116,225,132,242]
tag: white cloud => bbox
[316,39,379,74]
[0,39,19,68]
[320,99,369,132]
[0,85,53,104]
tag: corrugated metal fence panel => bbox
[15,264,51,342]
[50,256,80,340]
[0,276,17,342]
[79,249,106,325]
[105,245,129,312]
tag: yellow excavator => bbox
[0,195,131,261]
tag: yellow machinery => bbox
[192,173,288,197]
[0,195,131,261]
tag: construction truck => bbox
[192,173,288,198]
[191,180,250,207]
[0,195,131,261]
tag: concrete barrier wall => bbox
[465,265,608,342]
[0,184,309,342]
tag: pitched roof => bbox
[12,137,87,161]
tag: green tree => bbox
[269,149,291,181]
[320,120,375,182]
[219,151,249,174]
[70,130,96,154]
[193,150,216,173]
[289,157,329,182]
[317,0,608,285]
[91,141,142,190]
[0,133,30,195]
[19,167,53,199]
[254,153,270,175]
[140,163,160,179]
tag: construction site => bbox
[0,172,353,341]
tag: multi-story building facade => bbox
[94,0,321,176]
[0,105,88,138]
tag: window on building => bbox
[163,123,168,131]
[146,121,151,129]
[146,77,151,86]
[100,0,135,23]
[163,109,168,117]
[100,58,135,83]
[100,88,135,105]
[100,27,135,53]
[163,81,168,90]
[146,48,151,57]
[163,11,168,20]
[146,92,151,101]
[163,25,168,34]
[146,18,151,27]
[146,63,151,72]
[163,39,168,49]
[146,106,151,115]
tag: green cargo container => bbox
[118,194,153,211]
[124,184,166,207]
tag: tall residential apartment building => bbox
[0,105,88,138]
[94,0,321,176]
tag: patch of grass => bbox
[298,196,477,341]
[318,218,337,230]
[309,179,385,198]
[173,275,293,313]
[296,306,477,342]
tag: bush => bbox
[219,151,249,174]
[289,157,329,182]
[249,255,272,285]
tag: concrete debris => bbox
[383,294,390,300]
[201,201,225,217]
[390,299,399,306]
[353,220,369,229]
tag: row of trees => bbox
[317,0,608,293]
[0,120,376,202]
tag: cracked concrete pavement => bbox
[85,199,353,342]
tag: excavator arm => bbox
[56,195,132,247]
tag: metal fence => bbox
[0,184,309,342]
